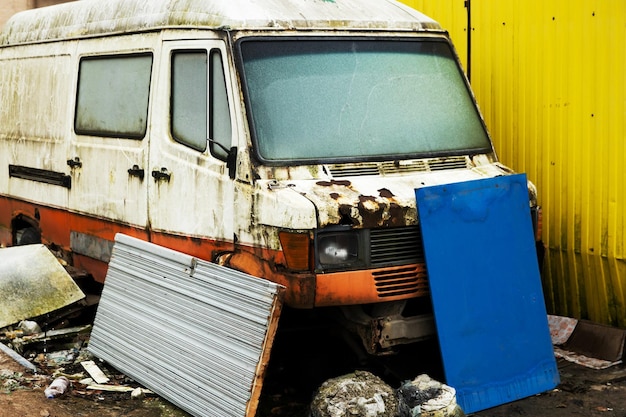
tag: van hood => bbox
[280,165,509,229]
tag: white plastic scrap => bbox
[398,374,459,416]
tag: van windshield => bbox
[239,38,491,164]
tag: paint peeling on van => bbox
[0,54,70,140]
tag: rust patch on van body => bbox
[283,178,419,229]
[316,179,352,187]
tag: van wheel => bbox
[16,227,41,245]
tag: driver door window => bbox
[171,49,232,160]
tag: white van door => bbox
[68,43,152,258]
[0,50,74,219]
[146,39,235,256]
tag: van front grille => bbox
[328,156,471,177]
[328,163,380,177]
[369,226,428,298]
[373,265,429,298]
[370,226,424,267]
[429,156,470,171]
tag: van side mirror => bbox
[209,139,237,179]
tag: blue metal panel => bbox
[415,174,559,413]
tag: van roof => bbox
[0,0,443,46]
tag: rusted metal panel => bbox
[0,0,442,46]
[70,231,114,263]
[400,0,626,326]
[88,234,284,417]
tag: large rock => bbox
[310,370,399,417]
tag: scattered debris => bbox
[0,335,160,403]
[549,315,626,369]
[397,374,464,417]
[310,371,465,417]
[0,321,156,402]
[131,386,147,400]
[0,244,85,328]
[0,248,153,405]
[310,370,398,417]
[8,325,92,355]
[81,360,109,384]
[0,341,37,373]
[44,376,70,398]
[0,369,26,393]
[85,383,153,394]
[19,320,42,335]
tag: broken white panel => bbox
[0,244,85,328]
[88,233,284,417]
[81,360,110,384]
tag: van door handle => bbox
[151,168,171,182]
[128,165,145,180]
[67,157,82,168]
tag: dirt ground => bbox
[3,346,626,417]
[474,360,626,417]
[0,349,189,417]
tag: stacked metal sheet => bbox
[88,234,284,417]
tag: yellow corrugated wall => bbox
[404,0,626,326]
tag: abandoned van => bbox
[0,0,541,355]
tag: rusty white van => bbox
[0,0,541,354]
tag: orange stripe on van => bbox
[0,196,233,282]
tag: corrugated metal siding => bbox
[401,1,626,326]
[88,234,284,417]
[403,0,469,70]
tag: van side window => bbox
[75,53,152,139]
[171,49,232,159]
[209,50,232,161]
[171,50,208,151]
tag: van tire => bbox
[17,227,41,245]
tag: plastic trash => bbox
[44,376,70,399]
[131,387,146,400]
[18,320,41,335]
[397,374,464,417]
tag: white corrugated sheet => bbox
[88,234,284,417]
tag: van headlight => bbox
[315,229,366,271]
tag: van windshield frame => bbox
[237,36,493,165]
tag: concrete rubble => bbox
[310,371,463,417]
